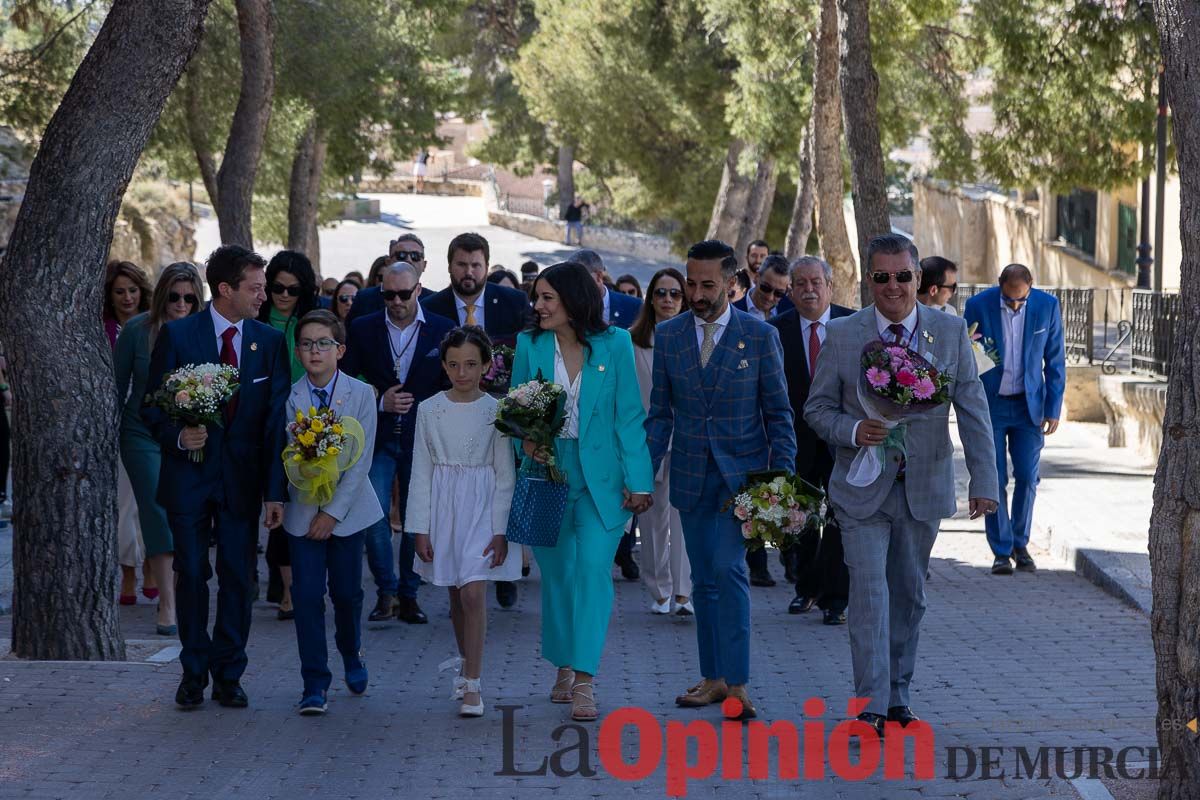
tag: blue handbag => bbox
[505,458,569,547]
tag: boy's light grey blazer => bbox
[804,305,998,523]
[282,371,384,537]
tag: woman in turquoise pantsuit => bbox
[114,261,205,635]
[511,262,655,722]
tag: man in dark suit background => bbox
[732,254,791,327]
[420,232,529,608]
[769,256,854,623]
[144,245,291,710]
[342,262,456,624]
[346,234,434,324]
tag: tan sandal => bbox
[571,682,597,722]
[551,668,575,703]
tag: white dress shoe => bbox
[460,677,484,717]
[675,600,694,616]
[650,598,671,615]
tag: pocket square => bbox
[1034,327,1048,334]
[253,376,268,384]
[737,359,749,369]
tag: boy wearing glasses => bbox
[284,310,383,714]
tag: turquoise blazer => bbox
[511,326,655,531]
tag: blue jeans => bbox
[363,438,421,599]
[985,393,1044,556]
[288,531,364,694]
[565,221,584,244]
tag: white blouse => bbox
[554,335,583,440]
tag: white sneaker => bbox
[675,600,694,616]
[460,677,484,717]
[650,598,671,615]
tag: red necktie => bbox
[808,321,821,377]
[221,327,239,423]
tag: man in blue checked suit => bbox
[646,239,796,720]
[963,263,1066,576]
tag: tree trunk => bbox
[784,123,815,260]
[214,0,274,247]
[287,117,326,271]
[0,0,211,660]
[707,139,753,245]
[1149,1,1200,795]
[838,0,891,302]
[556,141,575,219]
[184,73,219,208]
[813,0,858,306]
[733,157,777,259]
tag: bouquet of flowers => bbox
[480,344,516,396]
[966,322,1000,375]
[282,406,367,505]
[492,370,568,482]
[849,340,953,486]
[726,471,826,553]
[150,363,240,462]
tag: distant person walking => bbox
[564,199,590,245]
[413,149,430,192]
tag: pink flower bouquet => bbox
[724,471,826,553]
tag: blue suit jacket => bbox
[606,289,642,330]
[963,286,1066,425]
[645,308,797,511]
[142,307,291,517]
[733,294,785,320]
[420,283,530,337]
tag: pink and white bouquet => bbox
[150,363,240,462]
[726,471,825,553]
[493,370,567,482]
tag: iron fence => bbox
[1131,290,1179,379]
[950,284,1097,365]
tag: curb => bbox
[1038,520,1151,616]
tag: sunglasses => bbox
[296,337,341,353]
[381,288,418,302]
[870,270,915,284]
[653,287,683,299]
[337,294,355,304]
[271,282,303,296]
[168,292,198,305]
[392,251,425,263]
[758,285,789,299]
[942,283,958,293]
[1003,294,1028,308]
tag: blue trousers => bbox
[362,438,420,599]
[169,505,257,682]
[678,460,751,686]
[985,394,1044,556]
[287,531,365,694]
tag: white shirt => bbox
[799,307,832,370]
[743,291,778,323]
[307,371,338,409]
[694,303,733,351]
[386,303,426,385]
[210,304,243,364]
[874,305,920,345]
[999,298,1026,395]
[553,336,583,440]
[600,286,611,324]
[455,291,486,329]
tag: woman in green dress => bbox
[115,261,204,635]
[257,250,321,619]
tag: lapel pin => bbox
[738,359,749,369]
[598,364,606,372]
[737,341,745,350]
[250,342,258,351]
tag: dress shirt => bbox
[600,286,611,324]
[307,371,338,409]
[874,305,920,344]
[553,335,583,440]
[455,291,486,329]
[379,305,425,412]
[694,303,733,350]
[799,307,832,371]
[999,298,1026,395]
[210,304,244,364]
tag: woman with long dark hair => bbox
[628,268,693,617]
[331,279,359,321]
[509,262,654,722]
[115,262,205,634]
[258,250,320,619]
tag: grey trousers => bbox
[839,481,939,716]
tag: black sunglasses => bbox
[168,292,198,305]
[337,293,355,304]
[271,282,303,296]
[381,288,418,301]
[942,283,958,293]
[392,251,425,263]
[758,285,789,299]
[870,270,915,284]
[653,287,683,299]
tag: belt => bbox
[999,392,1026,399]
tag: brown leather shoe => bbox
[725,685,757,720]
[675,678,728,707]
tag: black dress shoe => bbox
[277,607,295,621]
[212,680,248,708]
[495,581,517,608]
[823,609,847,625]
[749,570,776,588]
[887,705,920,727]
[788,596,815,615]
[991,555,1014,575]
[1013,547,1037,573]
[856,711,886,737]
[396,597,428,624]
[521,565,531,577]
[614,552,640,581]
[175,674,206,709]
[368,594,398,621]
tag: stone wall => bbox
[359,178,483,197]
[1098,374,1167,461]
[487,208,680,264]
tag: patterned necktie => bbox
[699,322,719,368]
[220,327,239,422]
[465,303,477,326]
[808,321,822,377]
[314,388,329,409]
[888,322,907,345]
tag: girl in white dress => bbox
[407,326,518,717]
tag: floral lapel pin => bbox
[737,341,746,350]
[921,330,934,345]
[250,342,258,352]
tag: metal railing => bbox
[499,194,553,219]
[1131,290,1179,379]
[949,284,1098,366]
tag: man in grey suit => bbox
[805,234,998,734]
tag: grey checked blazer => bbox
[804,305,998,522]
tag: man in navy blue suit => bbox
[144,245,291,710]
[420,232,529,607]
[963,263,1066,575]
[343,261,456,624]
[346,234,435,324]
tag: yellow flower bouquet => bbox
[283,406,367,505]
